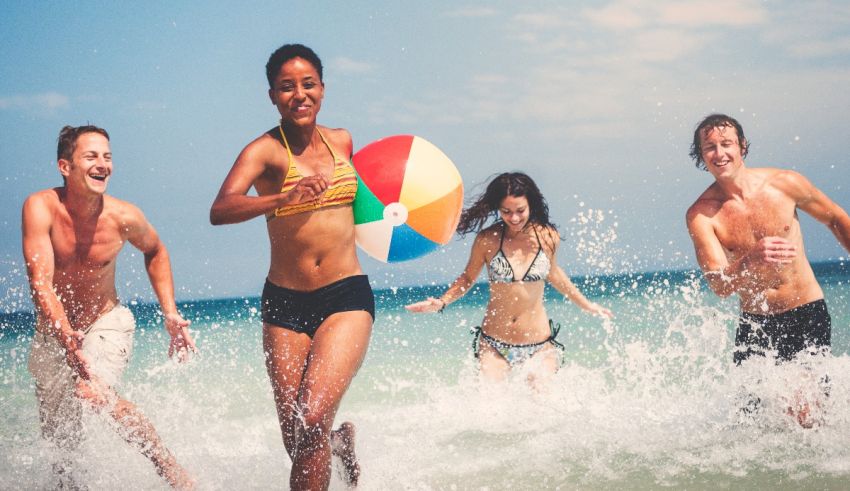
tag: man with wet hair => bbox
[685,113,850,427]
[23,125,196,488]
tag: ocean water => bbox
[2,262,850,490]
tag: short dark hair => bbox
[457,172,556,236]
[265,44,323,88]
[57,125,110,161]
[689,113,749,170]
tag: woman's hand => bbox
[586,302,613,319]
[405,297,445,314]
[285,174,330,205]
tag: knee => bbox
[296,405,333,445]
[111,398,138,421]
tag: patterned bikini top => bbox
[487,224,551,283]
[267,124,358,220]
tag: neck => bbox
[61,186,104,219]
[504,222,533,239]
[280,120,318,149]
[714,166,753,199]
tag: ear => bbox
[268,87,275,105]
[58,158,71,178]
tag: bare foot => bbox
[331,421,360,488]
[787,401,823,429]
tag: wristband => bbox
[437,298,447,314]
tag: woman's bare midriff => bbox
[265,205,363,290]
[481,282,552,344]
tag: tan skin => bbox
[209,56,368,490]
[21,132,196,489]
[686,124,850,427]
[407,195,611,383]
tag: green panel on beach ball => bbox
[353,176,385,225]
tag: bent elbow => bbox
[209,207,226,226]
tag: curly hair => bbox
[265,43,323,88]
[457,172,557,236]
[689,113,749,170]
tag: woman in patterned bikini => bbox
[407,172,612,383]
[210,43,367,489]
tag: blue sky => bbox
[2,1,850,306]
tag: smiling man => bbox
[685,113,850,426]
[22,125,196,488]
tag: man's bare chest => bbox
[713,193,798,256]
[51,220,124,271]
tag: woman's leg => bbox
[263,324,312,459]
[290,310,372,490]
[525,344,560,389]
[477,340,511,382]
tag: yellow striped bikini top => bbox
[267,124,358,220]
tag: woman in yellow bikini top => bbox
[267,122,358,219]
[209,43,371,490]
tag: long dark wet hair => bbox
[457,172,557,236]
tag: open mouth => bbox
[89,174,108,182]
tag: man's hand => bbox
[164,312,197,362]
[749,236,796,265]
[60,328,93,380]
[75,375,112,409]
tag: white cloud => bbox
[658,0,767,27]
[330,56,374,75]
[0,92,70,112]
[631,28,707,63]
[582,0,767,30]
[581,3,646,30]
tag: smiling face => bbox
[59,132,112,195]
[499,195,531,233]
[699,124,746,179]
[268,57,324,127]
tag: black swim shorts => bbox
[261,275,375,337]
[734,299,831,364]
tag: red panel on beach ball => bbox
[352,135,414,205]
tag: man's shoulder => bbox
[24,187,60,205]
[686,184,723,219]
[751,167,812,200]
[22,188,61,217]
[102,195,145,224]
[22,189,62,232]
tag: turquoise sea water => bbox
[2,262,850,489]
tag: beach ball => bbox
[352,135,463,263]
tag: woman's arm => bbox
[544,228,613,318]
[405,232,489,313]
[209,137,328,225]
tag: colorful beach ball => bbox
[352,135,463,263]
